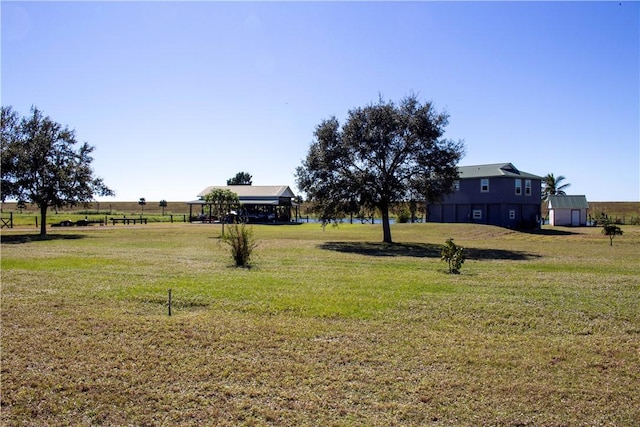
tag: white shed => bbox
[548,195,589,226]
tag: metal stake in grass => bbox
[168,289,172,316]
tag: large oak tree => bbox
[1,106,114,235]
[295,95,464,243]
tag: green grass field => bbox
[1,222,639,425]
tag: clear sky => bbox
[2,1,638,202]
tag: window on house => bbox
[509,210,516,219]
[515,179,522,195]
[473,209,482,219]
[481,179,489,192]
[525,180,532,196]
[453,180,460,191]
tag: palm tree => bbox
[159,199,167,216]
[542,173,571,201]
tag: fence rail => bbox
[1,212,13,229]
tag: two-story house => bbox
[426,163,542,229]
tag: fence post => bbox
[1,212,13,229]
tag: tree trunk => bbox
[40,204,48,236]
[221,202,225,237]
[410,200,417,223]
[381,203,392,244]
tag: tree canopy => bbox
[1,106,114,235]
[295,95,464,243]
[227,172,253,186]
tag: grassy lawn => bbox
[1,222,639,426]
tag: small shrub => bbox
[441,238,465,274]
[602,222,623,246]
[319,217,342,231]
[628,216,640,226]
[223,223,257,267]
[396,209,411,224]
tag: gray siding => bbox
[427,175,542,229]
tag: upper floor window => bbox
[525,180,532,196]
[481,178,489,192]
[515,179,522,195]
[453,180,460,191]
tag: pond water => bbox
[295,217,397,225]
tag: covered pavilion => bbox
[186,185,299,223]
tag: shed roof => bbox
[196,185,295,199]
[547,195,589,210]
[459,163,542,180]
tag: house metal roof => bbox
[196,185,296,199]
[547,195,589,210]
[458,163,542,180]
[187,199,280,206]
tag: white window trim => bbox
[473,209,482,219]
[509,210,516,219]
[525,180,532,196]
[481,179,489,193]
[515,179,522,196]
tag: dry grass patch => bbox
[2,223,639,425]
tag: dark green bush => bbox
[396,209,411,224]
[441,238,465,274]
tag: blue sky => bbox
[2,1,638,202]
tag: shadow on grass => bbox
[464,247,541,261]
[320,242,441,258]
[0,234,86,244]
[260,222,304,226]
[520,228,581,236]
[319,241,540,261]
